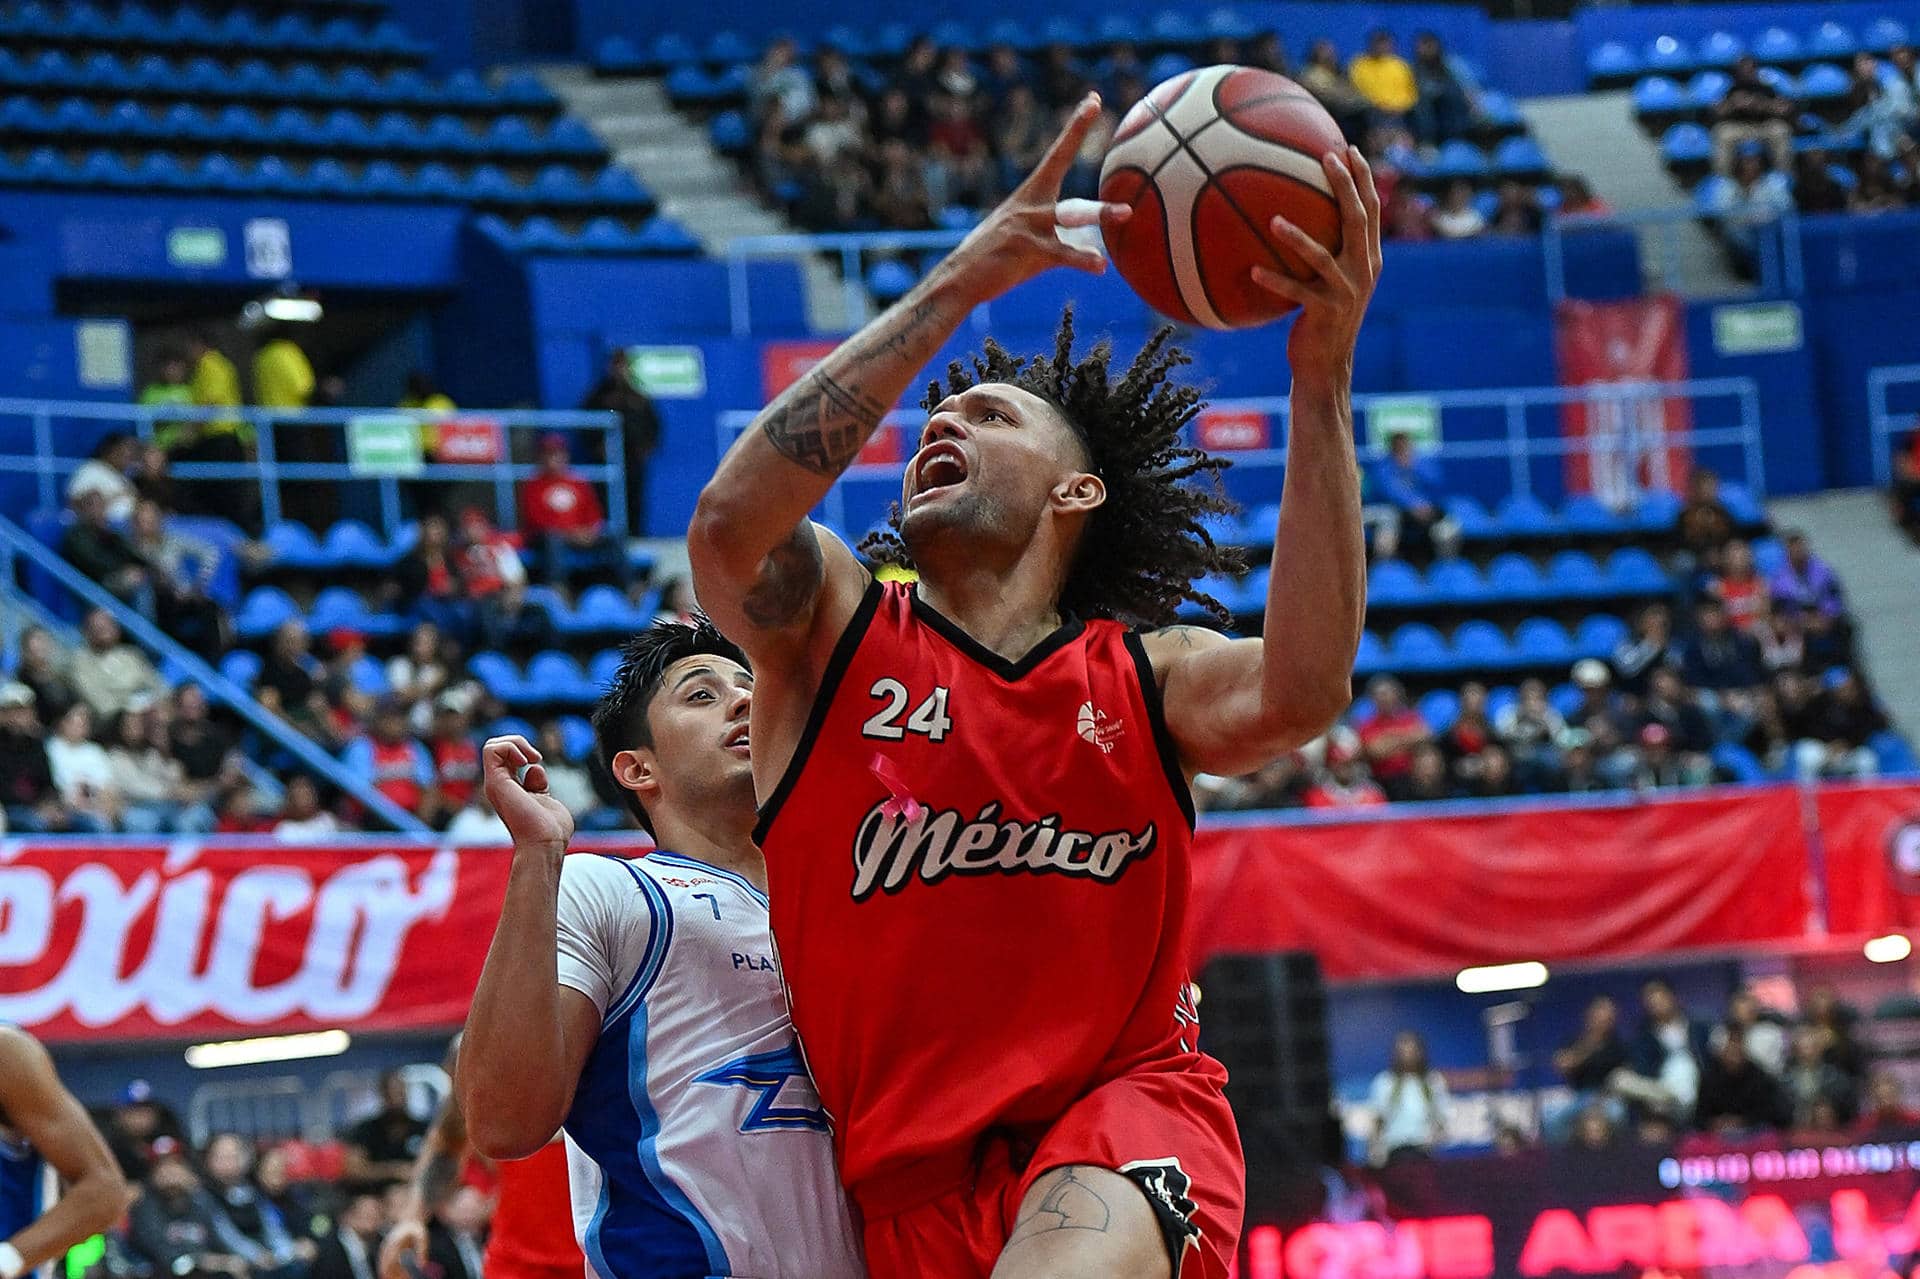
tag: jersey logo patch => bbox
[692,1042,831,1134]
[1076,701,1126,753]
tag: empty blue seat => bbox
[710,110,750,154]
[469,652,525,700]
[349,655,391,697]
[1431,139,1489,179]
[1486,684,1519,724]
[1243,504,1281,545]
[268,106,319,146]
[1514,618,1574,665]
[547,118,602,158]
[708,31,755,64]
[1808,22,1857,60]
[1494,494,1554,537]
[1478,90,1520,129]
[1713,742,1767,783]
[1367,559,1424,607]
[588,648,626,690]
[264,521,324,567]
[1663,122,1712,164]
[487,114,541,155]
[361,158,407,196]
[286,62,334,101]
[1720,482,1764,524]
[1865,19,1911,52]
[1418,688,1460,733]
[1696,32,1745,67]
[575,216,635,251]
[1040,16,1087,46]
[560,584,650,633]
[1547,550,1608,595]
[1353,630,1387,676]
[487,715,538,743]
[319,16,367,53]
[1492,136,1548,175]
[1452,620,1513,666]
[868,259,917,301]
[1149,10,1199,44]
[1388,623,1449,672]
[1752,27,1802,63]
[559,715,596,761]
[132,151,187,189]
[1633,76,1684,114]
[422,113,478,153]
[412,161,462,199]
[309,586,374,630]
[516,216,567,252]
[524,652,593,703]
[323,520,390,568]
[465,164,517,203]
[1575,614,1630,658]
[1643,35,1694,74]
[597,34,644,73]
[1604,547,1667,592]
[1559,495,1629,535]
[1486,552,1545,600]
[1426,558,1487,605]
[78,51,130,91]
[371,111,421,150]
[1797,63,1849,99]
[531,163,588,203]
[1871,731,1918,776]
[1549,682,1584,719]
[1445,496,1496,540]
[216,104,265,143]
[1757,65,1797,96]
[1687,71,1731,107]
[236,586,299,638]
[304,157,353,196]
[1632,489,1683,529]
[219,649,263,689]
[315,108,371,148]
[647,32,698,66]
[590,166,648,204]
[249,155,296,194]
[76,149,133,188]
[380,68,431,104]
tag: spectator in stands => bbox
[1677,598,1764,703]
[169,683,240,797]
[1803,986,1867,1082]
[1711,988,1788,1077]
[15,627,78,726]
[425,689,479,826]
[1710,57,1796,176]
[978,44,1028,107]
[519,435,622,589]
[1463,742,1518,798]
[127,1139,252,1279]
[1357,677,1430,800]
[1568,658,1625,737]
[1785,1025,1857,1128]
[1612,603,1675,697]
[398,370,455,415]
[871,138,937,230]
[46,701,120,833]
[1402,742,1453,802]
[1382,183,1435,241]
[1840,53,1917,161]
[393,515,471,642]
[252,327,315,415]
[1409,31,1475,145]
[141,349,194,415]
[254,1148,323,1246]
[172,331,257,529]
[1793,151,1851,215]
[1856,1074,1920,1135]
[343,700,434,819]
[426,1185,490,1279]
[64,488,154,611]
[1349,30,1417,127]
[1709,539,1769,634]
[1370,431,1455,561]
[536,720,615,827]
[344,1071,426,1188]
[1194,755,1307,813]
[1708,151,1794,256]
[1770,531,1851,663]
[1439,681,1492,776]
[926,90,997,208]
[1677,468,1738,569]
[1892,428,1920,542]
[309,1190,384,1279]
[751,36,815,125]
[1430,179,1487,239]
[1489,181,1543,235]
[1037,43,1088,111]
[128,498,226,658]
[67,432,140,523]
[456,508,525,602]
[1555,176,1613,218]
[0,681,100,834]
[1794,671,1888,779]
[1696,1032,1790,1134]
[1367,1031,1449,1165]
[69,608,164,720]
[1304,730,1386,808]
[993,84,1052,180]
[257,621,339,747]
[1758,607,1808,676]
[386,623,450,735]
[444,787,510,845]
[1554,731,1607,794]
[1638,667,1716,783]
[272,775,342,843]
[1850,153,1908,214]
[1496,678,1566,791]
[1619,978,1708,1127]
[1550,996,1630,1142]
[319,630,376,729]
[202,1133,312,1279]
[1300,39,1374,142]
[108,704,213,835]
[1624,723,1690,790]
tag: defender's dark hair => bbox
[858,308,1243,626]
[589,615,747,833]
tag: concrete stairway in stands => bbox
[1769,489,1920,733]
[533,66,849,330]
[1520,90,1743,299]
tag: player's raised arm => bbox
[688,93,1129,657]
[0,1028,135,1274]
[456,737,601,1161]
[1144,146,1379,777]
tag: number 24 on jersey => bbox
[861,679,953,742]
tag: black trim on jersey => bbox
[909,587,1086,682]
[1125,631,1198,831]
[751,576,885,847]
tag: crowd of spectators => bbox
[81,1072,497,1279]
[741,26,1581,243]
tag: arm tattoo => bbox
[742,522,825,629]
[1003,1168,1114,1247]
[1158,626,1205,648]
[760,371,887,476]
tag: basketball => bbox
[1099,65,1348,330]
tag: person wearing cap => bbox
[1305,728,1387,808]
[342,701,434,818]
[426,691,481,828]
[0,1026,133,1279]
[517,435,623,590]
[0,682,100,835]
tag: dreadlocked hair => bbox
[857,307,1244,627]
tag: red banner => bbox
[1189,787,1812,979]
[1555,295,1692,503]
[0,843,513,1043]
[1197,409,1272,452]
[432,418,503,464]
[759,339,839,401]
[1815,780,1920,936]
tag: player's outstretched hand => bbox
[482,734,574,856]
[376,1219,427,1279]
[1250,145,1383,378]
[938,92,1132,305]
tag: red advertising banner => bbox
[759,339,839,401]
[1815,780,1920,936]
[1555,295,1692,504]
[1189,787,1812,980]
[431,418,503,464]
[1197,409,1272,452]
[0,843,513,1043]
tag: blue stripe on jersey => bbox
[600,857,672,1027]
[645,852,770,907]
[626,1003,729,1274]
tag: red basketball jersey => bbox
[755,580,1203,1206]
[484,1141,583,1276]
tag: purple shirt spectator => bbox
[1769,532,1845,620]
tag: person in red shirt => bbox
[518,435,622,589]
[427,690,481,822]
[1305,730,1388,808]
[1710,538,1770,635]
[1357,676,1432,800]
[344,698,434,816]
[456,508,526,600]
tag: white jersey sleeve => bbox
[555,854,658,1018]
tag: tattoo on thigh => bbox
[1004,1168,1115,1246]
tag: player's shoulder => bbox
[0,1025,52,1092]
[1136,623,1234,672]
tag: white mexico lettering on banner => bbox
[0,849,462,1030]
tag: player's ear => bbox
[610,748,661,809]
[1052,471,1106,516]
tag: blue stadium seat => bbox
[588,648,625,690]
[706,31,754,65]
[1486,684,1519,724]
[220,649,263,689]
[1643,36,1694,75]
[559,715,596,761]
[77,149,134,189]
[1478,91,1521,130]
[710,110,750,154]
[1149,11,1200,44]
[1493,493,1554,537]
[423,113,479,154]
[1146,52,1196,83]
[1757,66,1797,97]
[309,586,375,631]
[1367,559,1424,607]
[464,164,519,203]
[498,72,553,108]
[1633,76,1684,115]
[1662,122,1712,165]
[1604,547,1667,592]
[1388,623,1449,672]
[249,156,297,195]
[1492,136,1548,176]
[263,521,325,568]
[1243,504,1281,545]
[1797,63,1850,100]
[412,161,462,199]
[867,259,917,302]
[1431,140,1490,179]
[1696,32,1746,68]
[1574,615,1629,660]
[349,655,391,697]
[487,715,538,743]
[233,59,281,99]
[1203,9,1255,39]
[1719,482,1764,524]
[576,216,635,252]
[1712,743,1767,783]
[597,35,644,74]
[590,166,648,205]
[1425,558,1486,606]
[1751,27,1802,63]
[1040,16,1088,46]
[1692,174,1733,213]
[929,20,973,51]
[470,652,526,701]
[318,16,366,54]
[304,157,353,197]
[371,111,421,151]
[78,51,130,92]
[1872,731,1919,776]
[647,32,698,66]
[524,652,594,704]
[1514,618,1574,665]
[268,106,320,147]
[547,118,603,158]
[369,19,426,57]
[1486,552,1545,601]
[1547,550,1608,596]
[132,151,188,190]
[1353,630,1388,677]
[487,115,541,156]
[558,584,652,634]
[286,62,335,101]
[361,158,407,197]
[316,108,371,149]
[236,587,299,638]
[1549,682,1584,719]
[100,99,150,139]
[322,520,391,569]
[1559,495,1629,535]
[1808,22,1857,60]
[130,54,174,90]
[529,163,586,204]
[517,216,568,252]
[1452,620,1513,667]
[1687,71,1731,108]
[1444,496,1495,540]
[1865,19,1911,53]
[380,68,431,104]
[1587,41,1639,81]
[21,146,67,185]
[634,217,700,254]
[1418,688,1460,733]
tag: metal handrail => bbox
[0,516,430,833]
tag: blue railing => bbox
[0,402,624,539]
[0,517,429,833]
[1869,363,1920,490]
[715,376,1766,538]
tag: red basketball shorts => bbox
[859,1060,1244,1279]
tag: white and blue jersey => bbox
[555,850,864,1279]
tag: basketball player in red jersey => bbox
[689,94,1379,1279]
[377,1036,580,1279]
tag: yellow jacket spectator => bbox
[400,370,456,450]
[180,332,252,451]
[253,335,315,410]
[1350,30,1418,115]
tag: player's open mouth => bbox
[724,724,750,754]
[910,442,970,503]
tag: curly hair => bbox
[858,308,1244,627]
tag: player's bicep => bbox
[0,1033,118,1188]
[1143,626,1284,777]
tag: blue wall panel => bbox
[1683,300,1825,497]
[1808,291,1920,490]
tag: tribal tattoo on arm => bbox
[1002,1167,1116,1247]
[741,520,826,630]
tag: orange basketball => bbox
[1099,65,1347,329]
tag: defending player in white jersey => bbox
[456,617,864,1279]
[0,1026,133,1279]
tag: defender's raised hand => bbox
[481,734,573,855]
